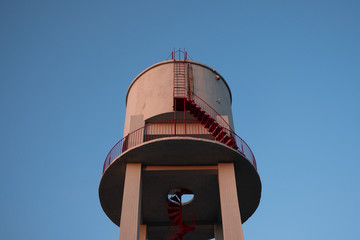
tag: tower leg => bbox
[218,163,244,240]
[119,163,142,240]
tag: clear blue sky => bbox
[1,1,359,239]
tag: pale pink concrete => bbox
[119,163,142,240]
[218,163,244,240]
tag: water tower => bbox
[99,50,261,240]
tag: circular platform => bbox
[99,137,261,239]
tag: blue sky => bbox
[1,0,359,239]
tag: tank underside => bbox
[99,137,261,240]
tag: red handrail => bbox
[102,120,257,173]
[177,87,234,132]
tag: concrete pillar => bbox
[119,163,142,240]
[218,163,244,240]
[139,224,147,240]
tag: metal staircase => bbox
[166,189,195,240]
[173,60,238,151]
[167,51,240,239]
[184,99,238,150]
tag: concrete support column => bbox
[139,224,147,240]
[218,163,244,240]
[119,163,142,240]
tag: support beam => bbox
[144,165,218,171]
[119,163,142,240]
[218,163,244,240]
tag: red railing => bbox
[167,48,192,61]
[178,88,233,132]
[102,120,257,173]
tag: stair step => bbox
[205,118,214,129]
[168,211,180,218]
[209,122,219,132]
[213,125,223,136]
[222,135,231,144]
[188,103,197,112]
[172,216,181,225]
[185,101,193,109]
[168,211,180,217]
[196,110,205,119]
[215,131,226,140]
[200,114,210,124]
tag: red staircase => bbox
[185,99,238,150]
[167,189,195,240]
[172,60,238,151]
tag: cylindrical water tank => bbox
[123,60,234,137]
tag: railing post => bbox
[184,98,186,136]
[174,99,177,136]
